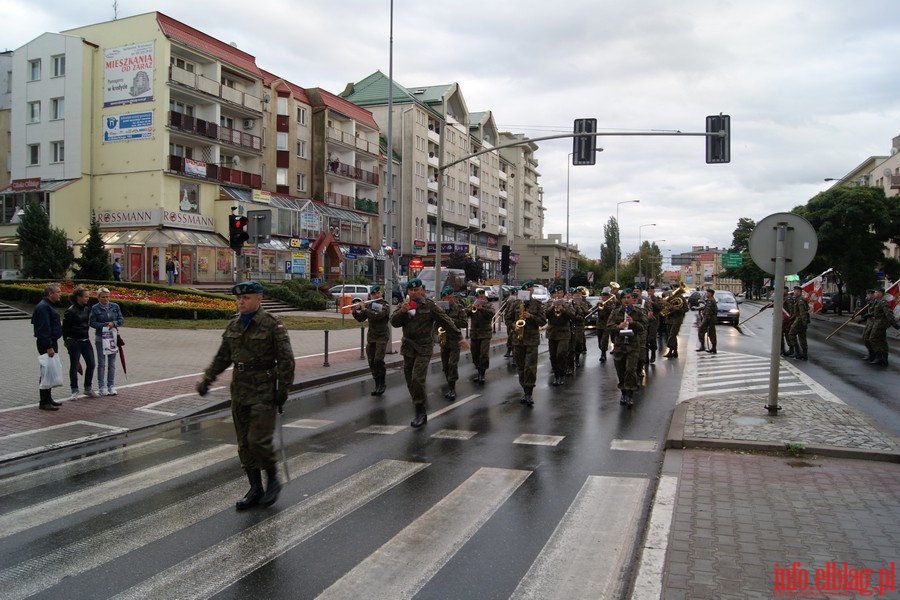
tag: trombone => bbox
[490,298,510,327]
[583,294,616,320]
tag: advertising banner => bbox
[104,41,154,107]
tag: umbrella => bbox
[116,329,127,378]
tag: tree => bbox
[74,217,112,280]
[721,217,768,298]
[601,217,618,274]
[17,201,73,279]
[793,185,900,297]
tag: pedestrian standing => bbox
[351,285,390,396]
[165,257,177,286]
[468,287,495,384]
[112,257,122,281]
[437,286,468,400]
[608,288,648,406]
[63,287,99,399]
[32,282,63,411]
[90,287,125,396]
[787,285,809,360]
[868,287,899,366]
[697,288,718,354]
[196,281,295,510]
[390,278,463,427]
[781,286,795,356]
[510,281,547,405]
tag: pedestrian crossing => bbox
[0,429,659,599]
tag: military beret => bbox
[793,285,802,291]
[600,291,611,296]
[406,278,423,290]
[706,288,715,294]
[440,285,455,297]
[370,284,381,293]
[876,288,885,294]
[520,281,535,289]
[508,287,519,293]
[624,287,633,294]
[866,289,875,294]
[231,281,263,295]
[475,287,486,295]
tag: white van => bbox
[416,268,467,297]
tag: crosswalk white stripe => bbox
[697,369,781,381]
[0,452,343,600]
[112,459,428,600]
[631,475,678,600]
[511,475,648,600]
[317,466,530,599]
[697,382,808,394]
[0,444,235,539]
[426,393,480,421]
[699,376,799,389]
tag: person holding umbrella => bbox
[90,287,125,396]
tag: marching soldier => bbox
[697,288,718,354]
[786,285,809,360]
[860,289,876,361]
[351,285,390,395]
[596,289,616,362]
[546,285,575,386]
[645,284,663,363]
[568,286,590,371]
[781,286,795,356]
[468,287,495,383]
[391,278,463,427]
[868,287,898,366]
[510,281,547,406]
[436,286,469,400]
[663,285,689,359]
[503,287,519,360]
[608,288,648,407]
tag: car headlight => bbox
[728,308,739,314]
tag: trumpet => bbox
[551,297,572,316]
[470,298,487,313]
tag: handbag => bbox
[101,329,118,355]
[39,353,64,389]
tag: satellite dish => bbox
[885,168,893,177]
[231,155,241,168]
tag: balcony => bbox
[499,188,507,200]
[428,151,439,166]
[469,194,480,208]
[168,155,261,188]
[469,154,480,166]
[324,192,379,215]
[328,162,379,186]
[326,127,379,155]
[427,123,440,143]
[499,206,508,217]
[469,216,481,229]
[168,112,262,153]
[427,203,437,216]
[498,225,507,235]
[168,65,262,113]
[499,170,508,180]
[469,174,480,187]
[427,178,438,192]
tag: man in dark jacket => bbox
[63,286,99,399]
[32,282,63,410]
[352,285,390,395]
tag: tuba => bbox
[661,282,688,316]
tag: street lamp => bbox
[615,200,639,283]
[637,223,656,286]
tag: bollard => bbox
[360,327,366,359]
[323,330,330,367]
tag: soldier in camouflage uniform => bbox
[197,281,295,510]
[510,281,547,406]
[391,278,463,427]
[860,289,876,361]
[787,285,809,360]
[503,288,518,360]
[868,287,899,366]
[697,288,718,354]
[608,288,648,407]
[351,285,390,396]
[781,286,795,356]
[468,287,495,384]
[663,287,689,359]
[546,285,575,386]
[568,287,590,372]
[437,286,469,400]
[596,290,615,362]
[645,284,663,363]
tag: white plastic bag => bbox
[39,353,64,389]
[101,329,118,355]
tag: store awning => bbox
[0,179,79,194]
[313,203,368,224]
[74,228,229,248]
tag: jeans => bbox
[66,339,95,391]
[95,340,117,388]
[167,271,175,286]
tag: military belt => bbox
[235,362,276,372]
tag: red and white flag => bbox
[886,280,900,322]
[800,268,832,314]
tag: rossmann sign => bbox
[95,209,214,232]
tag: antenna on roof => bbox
[112,0,119,20]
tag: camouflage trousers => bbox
[698,321,717,347]
[232,392,277,471]
[441,343,461,384]
[787,320,808,352]
[613,345,641,392]
[514,344,539,389]
[366,340,387,381]
[548,338,570,376]
[666,318,684,350]
[403,352,431,406]
[470,337,491,371]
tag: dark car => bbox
[713,291,741,326]
[821,292,851,314]
[688,291,703,310]
[584,296,601,330]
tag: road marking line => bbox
[0,421,131,463]
[631,474,678,600]
[357,424,407,435]
[286,418,334,429]
[697,382,808,395]
[514,433,565,446]
[610,439,658,452]
[426,393,480,420]
[511,475,648,599]
[112,459,428,600]
[317,467,530,599]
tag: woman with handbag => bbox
[90,287,125,396]
[63,287,99,400]
[31,282,63,410]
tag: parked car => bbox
[688,291,703,310]
[417,267,467,298]
[484,285,501,301]
[821,292,851,314]
[328,284,372,302]
[584,296,602,330]
[0,269,22,280]
[531,284,550,303]
[713,290,741,326]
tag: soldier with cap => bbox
[546,284,575,386]
[859,289,877,361]
[780,286,795,356]
[391,278,463,427]
[697,288,718,354]
[510,281,547,405]
[351,285,390,395]
[436,285,469,400]
[568,286,590,371]
[196,281,295,510]
[503,287,519,359]
[608,287,648,406]
[596,289,616,362]
[663,286,689,359]
[644,284,663,363]
[468,287,495,383]
[868,287,899,366]
[786,285,809,360]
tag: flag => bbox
[886,280,900,322]
[800,268,832,314]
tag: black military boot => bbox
[520,387,534,406]
[260,467,283,507]
[620,390,628,405]
[782,346,795,357]
[649,349,656,364]
[445,382,456,400]
[599,350,607,363]
[706,346,717,354]
[625,390,635,407]
[696,343,706,352]
[411,404,427,428]
[478,369,486,383]
[665,349,678,359]
[862,348,874,361]
[376,376,386,395]
[371,377,381,396]
[875,352,888,366]
[236,469,264,510]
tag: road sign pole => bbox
[766,224,787,415]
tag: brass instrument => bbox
[470,298,485,313]
[583,294,616,320]
[660,282,688,317]
[551,297,572,316]
[437,326,447,347]
[490,299,509,327]
[514,301,526,341]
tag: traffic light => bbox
[229,214,249,252]
[501,244,511,275]
[572,118,598,166]
[706,114,731,164]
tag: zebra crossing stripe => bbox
[0,452,342,600]
[112,459,428,600]
[510,475,648,600]
[631,475,678,600]
[0,444,236,539]
[317,467,530,599]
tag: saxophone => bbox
[514,300,526,341]
[437,327,447,347]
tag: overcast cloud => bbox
[6,0,899,263]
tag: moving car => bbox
[484,285,501,301]
[584,296,602,330]
[328,284,372,302]
[713,290,741,326]
[688,291,703,310]
[820,292,851,314]
[531,284,550,303]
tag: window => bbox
[276,168,288,186]
[28,101,40,123]
[295,173,307,193]
[169,100,194,115]
[169,143,193,159]
[221,75,236,89]
[27,144,40,166]
[296,140,307,158]
[296,106,307,126]
[415,188,425,203]
[276,96,288,116]
[50,97,64,120]
[220,116,234,129]
[52,55,65,77]
[51,141,64,163]
[170,56,195,73]
[276,132,288,151]
[29,59,40,81]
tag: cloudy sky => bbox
[6,0,899,264]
